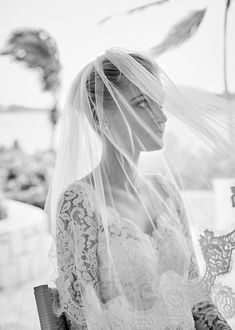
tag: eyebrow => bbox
[131,94,164,108]
[130,94,145,102]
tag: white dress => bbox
[54,175,204,330]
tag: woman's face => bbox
[102,77,167,155]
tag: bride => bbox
[45,48,232,329]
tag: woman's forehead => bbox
[119,76,165,104]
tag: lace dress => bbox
[54,175,230,330]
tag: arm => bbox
[172,182,232,330]
[55,181,100,329]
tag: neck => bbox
[99,137,140,191]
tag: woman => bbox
[45,48,232,329]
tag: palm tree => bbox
[223,0,234,148]
[0,28,62,150]
[98,0,170,24]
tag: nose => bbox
[148,97,167,123]
[160,112,167,122]
[157,109,167,123]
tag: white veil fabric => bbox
[44,48,234,329]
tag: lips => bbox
[157,123,165,135]
[148,122,165,137]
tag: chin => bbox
[136,136,165,152]
[144,143,163,152]
[150,137,164,151]
[154,144,164,151]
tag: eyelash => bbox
[136,97,163,112]
[137,98,149,109]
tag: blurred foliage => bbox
[99,0,207,55]
[0,143,55,209]
[99,0,169,24]
[149,9,206,57]
[0,191,7,220]
[0,28,61,94]
[100,0,233,69]
[0,28,62,150]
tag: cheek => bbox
[109,118,134,149]
[130,113,153,135]
[107,109,159,149]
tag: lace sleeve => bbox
[168,180,232,329]
[55,181,100,329]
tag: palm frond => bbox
[226,0,232,10]
[0,28,61,93]
[99,0,170,25]
[149,9,207,58]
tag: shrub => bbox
[0,144,55,209]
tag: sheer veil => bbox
[43,47,234,329]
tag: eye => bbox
[137,98,149,109]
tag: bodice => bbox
[54,177,200,329]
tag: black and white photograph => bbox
[0,0,234,329]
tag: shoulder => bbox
[56,179,97,223]
[58,179,94,204]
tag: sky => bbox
[0,0,235,109]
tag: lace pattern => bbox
[54,175,231,329]
[55,181,99,328]
[159,176,232,329]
